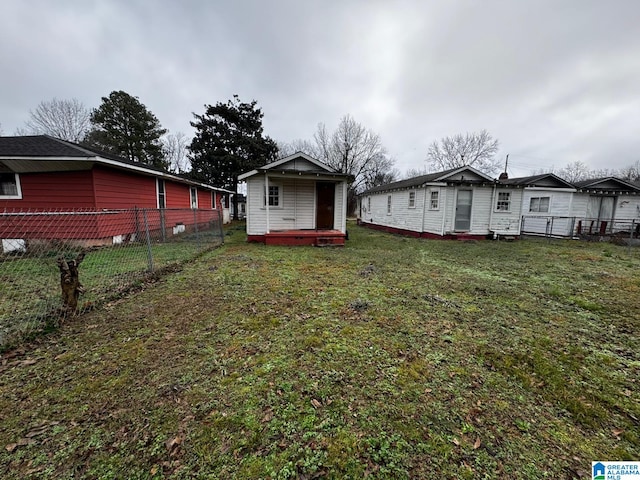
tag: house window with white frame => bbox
[529,196,550,213]
[190,187,198,209]
[430,190,439,210]
[496,192,511,211]
[157,179,166,209]
[387,195,392,215]
[0,173,22,199]
[408,191,416,208]
[264,184,280,207]
[367,196,371,212]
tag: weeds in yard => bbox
[0,224,638,478]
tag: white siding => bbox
[361,189,425,233]
[569,194,589,217]
[245,176,348,235]
[246,176,267,235]
[489,189,523,235]
[277,158,320,171]
[334,181,347,233]
[422,187,445,235]
[521,189,574,236]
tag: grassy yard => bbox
[0,223,638,479]
[0,231,222,349]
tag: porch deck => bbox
[248,230,346,246]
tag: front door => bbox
[316,182,335,230]
[455,190,472,231]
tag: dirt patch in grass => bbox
[1,225,638,478]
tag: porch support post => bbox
[265,171,270,233]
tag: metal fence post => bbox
[142,208,154,272]
[218,208,225,244]
[193,208,200,250]
[630,219,635,256]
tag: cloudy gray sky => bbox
[1,0,639,177]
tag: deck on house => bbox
[248,229,346,246]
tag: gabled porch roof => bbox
[239,152,350,181]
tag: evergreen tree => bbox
[189,95,278,218]
[85,91,167,170]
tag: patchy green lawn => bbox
[1,223,638,479]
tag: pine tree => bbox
[85,91,167,170]
[189,96,278,219]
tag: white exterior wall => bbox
[489,188,523,235]
[362,185,522,236]
[334,181,347,233]
[422,187,445,235]
[360,189,426,233]
[442,186,516,235]
[245,176,347,235]
[616,196,640,220]
[569,194,589,217]
[246,176,267,235]
[521,189,575,236]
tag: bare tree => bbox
[312,115,394,213]
[276,138,318,158]
[404,166,429,179]
[426,129,500,175]
[23,98,90,142]
[618,161,640,182]
[557,160,592,183]
[163,132,190,174]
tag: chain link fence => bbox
[0,207,224,349]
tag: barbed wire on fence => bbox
[0,207,224,350]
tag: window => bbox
[408,191,416,208]
[0,173,21,199]
[387,195,392,215]
[211,192,217,209]
[496,192,511,211]
[190,187,198,209]
[430,190,439,210]
[264,185,280,207]
[367,196,371,211]
[157,179,166,209]
[529,196,550,213]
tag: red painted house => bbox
[0,135,231,249]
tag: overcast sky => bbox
[1,0,639,177]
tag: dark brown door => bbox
[316,182,335,230]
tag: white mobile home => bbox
[359,166,522,239]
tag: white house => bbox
[358,166,522,239]
[238,152,350,246]
[502,173,577,237]
[571,177,640,235]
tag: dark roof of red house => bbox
[0,135,232,193]
[0,135,165,173]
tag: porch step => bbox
[316,236,345,247]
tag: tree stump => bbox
[57,252,86,315]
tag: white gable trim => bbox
[239,152,336,180]
[434,165,494,182]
